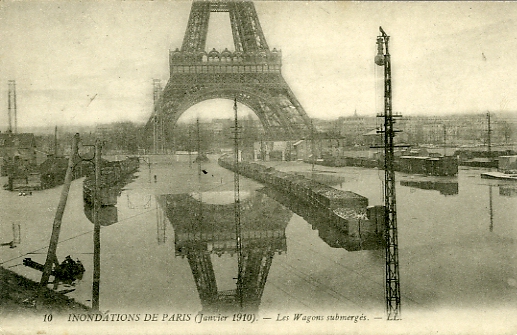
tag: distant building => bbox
[0,132,37,165]
[362,128,383,147]
[95,125,113,140]
[292,140,308,161]
[337,114,379,145]
[253,140,293,161]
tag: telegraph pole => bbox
[487,111,494,232]
[40,134,80,286]
[196,117,202,179]
[152,79,162,154]
[310,119,315,176]
[54,126,58,157]
[188,125,192,168]
[232,98,243,309]
[487,111,492,159]
[375,26,401,320]
[92,139,102,311]
[489,184,494,232]
[196,117,203,224]
[443,124,447,157]
[153,115,157,155]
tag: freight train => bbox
[219,156,368,210]
[310,154,458,176]
[83,156,139,206]
[218,156,385,251]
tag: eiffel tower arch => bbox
[149,0,313,149]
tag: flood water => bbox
[1,154,516,326]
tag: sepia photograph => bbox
[0,1,516,334]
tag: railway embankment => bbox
[0,266,90,315]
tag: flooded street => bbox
[1,155,516,329]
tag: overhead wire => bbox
[0,207,157,266]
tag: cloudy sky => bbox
[0,1,516,129]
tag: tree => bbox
[501,121,514,146]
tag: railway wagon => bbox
[397,156,458,176]
[218,156,368,210]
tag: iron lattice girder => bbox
[378,28,402,320]
[148,0,312,143]
[181,1,269,53]
[157,70,311,140]
[229,1,269,52]
[181,2,210,53]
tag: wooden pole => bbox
[40,133,80,286]
[233,99,243,309]
[92,139,102,310]
[487,111,492,158]
[443,124,447,157]
[54,126,58,157]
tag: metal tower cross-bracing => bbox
[375,27,401,320]
[146,0,313,148]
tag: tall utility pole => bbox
[196,117,203,222]
[152,79,162,154]
[232,98,243,309]
[92,139,102,311]
[311,119,315,176]
[487,111,494,233]
[153,115,157,154]
[489,185,494,232]
[54,126,58,157]
[188,125,192,168]
[40,134,80,286]
[7,80,17,133]
[443,124,447,157]
[375,26,401,321]
[487,111,492,158]
[196,117,202,176]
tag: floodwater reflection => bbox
[499,184,517,197]
[158,191,291,313]
[400,179,459,195]
[258,187,384,251]
[82,167,138,227]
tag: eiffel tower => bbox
[150,0,313,149]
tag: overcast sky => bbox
[0,1,516,128]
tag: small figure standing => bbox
[154,175,157,183]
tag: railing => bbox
[169,48,282,74]
[170,63,281,74]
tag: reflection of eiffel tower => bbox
[186,243,279,312]
[160,191,291,312]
